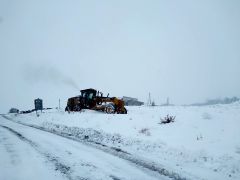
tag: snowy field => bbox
[1,103,240,180]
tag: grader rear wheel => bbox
[104,104,115,114]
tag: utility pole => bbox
[148,93,152,106]
[58,98,61,110]
[167,97,169,106]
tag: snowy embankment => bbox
[7,103,240,180]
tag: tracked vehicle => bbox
[65,89,127,114]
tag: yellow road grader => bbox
[65,89,127,114]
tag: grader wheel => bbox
[73,105,81,112]
[104,104,115,114]
[122,107,127,114]
[116,107,127,114]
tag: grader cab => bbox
[65,89,127,114]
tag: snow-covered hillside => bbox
[3,103,240,180]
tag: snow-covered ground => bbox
[0,118,167,180]
[1,102,240,180]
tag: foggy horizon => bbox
[0,0,240,113]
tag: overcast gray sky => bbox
[0,0,240,113]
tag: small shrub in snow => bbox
[159,115,175,124]
[139,128,151,136]
[197,134,203,141]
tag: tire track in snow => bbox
[0,129,21,165]
[1,115,195,180]
[0,125,87,180]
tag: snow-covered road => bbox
[0,117,168,180]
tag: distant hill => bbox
[191,96,239,106]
